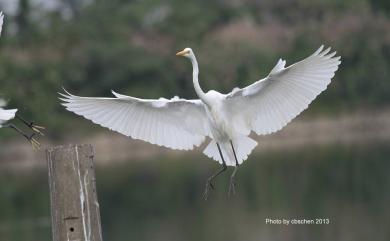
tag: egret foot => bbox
[202,179,215,200]
[228,166,238,197]
[202,142,228,200]
[28,134,41,150]
[21,132,40,150]
[228,140,239,197]
[16,115,45,136]
[228,177,236,197]
[31,124,45,136]
[5,124,41,150]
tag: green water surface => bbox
[0,143,389,241]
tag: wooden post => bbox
[46,144,103,241]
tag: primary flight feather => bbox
[60,45,341,198]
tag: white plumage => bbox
[226,46,339,136]
[61,45,340,166]
[61,45,341,198]
[61,90,209,150]
[0,99,17,127]
[0,15,16,128]
[0,11,4,36]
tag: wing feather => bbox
[226,46,341,135]
[60,91,210,150]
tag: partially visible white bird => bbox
[0,12,4,36]
[60,45,341,199]
[0,12,44,149]
[0,99,43,149]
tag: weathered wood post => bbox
[46,144,103,241]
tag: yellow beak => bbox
[176,49,189,56]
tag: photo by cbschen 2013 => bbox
[266,218,330,225]
[0,1,389,241]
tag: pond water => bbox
[0,142,389,241]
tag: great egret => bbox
[60,45,341,199]
[0,12,44,149]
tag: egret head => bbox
[176,48,193,58]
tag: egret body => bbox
[61,46,341,198]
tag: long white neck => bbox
[189,54,207,103]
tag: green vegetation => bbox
[0,0,389,139]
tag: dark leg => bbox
[202,143,227,200]
[16,114,45,136]
[4,124,40,150]
[228,140,239,197]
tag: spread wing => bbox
[225,45,341,135]
[60,90,210,150]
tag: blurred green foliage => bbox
[0,0,389,138]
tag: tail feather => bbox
[203,136,257,166]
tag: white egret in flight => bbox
[60,45,341,199]
[0,12,44,149]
